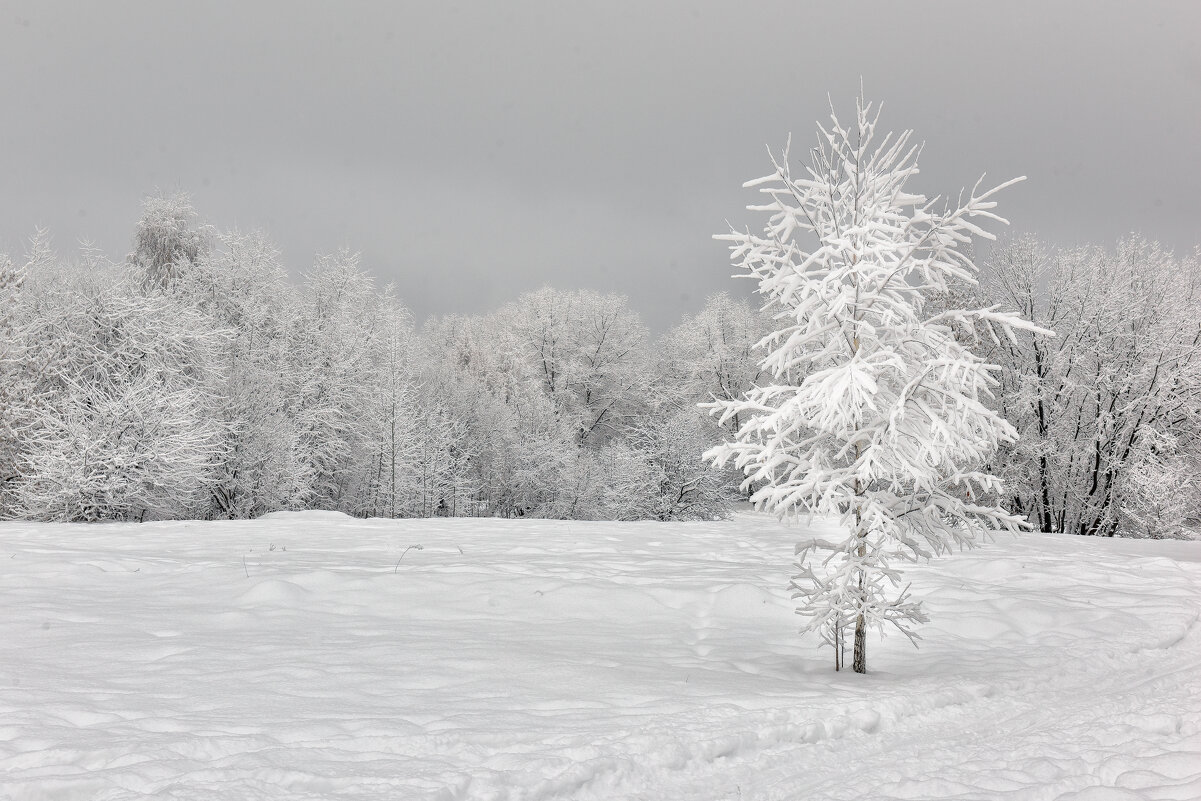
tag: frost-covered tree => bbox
[660,292,771,434]
[0,236,34,514]
[980,237,1201,537]
[1118,444,1201,540]
[0,194,751,523]
[357,300,421,519]
[567,442,660,520]
[13,253,227,521]
[635,408,733,520]
[706,97,1042,673]
[177,230,313,518]
[655,292,774,507]
[408,288,670,520]
[412,315,525,517]
[288,250,393,512]
[128,192,213,291]
[504,287,651,446]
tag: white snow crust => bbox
[1,512,1199,800]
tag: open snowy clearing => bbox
[1,513,1199,800]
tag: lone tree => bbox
[706,97,1045,673]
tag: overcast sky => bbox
[1,1,1198,330]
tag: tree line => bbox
[0,195,766,522]
[0,194,1196,536]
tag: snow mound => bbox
[256,510,355,522]
[236,578,311,607]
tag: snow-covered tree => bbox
[0,236,34,514]
[356,299,421,519]
[567,442,659,520]
[0,195,757,524]
[177,229,313,518]
[288,250,393,512]
[706,97,1043,673]
[13,253,227,521]
[503,287,651,446]
[411,314,525,517]
[980,236,1201,537]
[127,192,213,291]
[660,292,771,434]
[407,288,670,520]
[654,292,774,507]
[635,408,733,520]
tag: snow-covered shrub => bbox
[1118,445,1201,540]
[562,442,660,521]
[636,409,733,521]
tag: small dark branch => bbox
[394,544,424,573]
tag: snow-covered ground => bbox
[1,512,1199,801]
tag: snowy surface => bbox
[1,512,1199,800]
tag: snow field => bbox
[1,512,1199,800]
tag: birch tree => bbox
[706,97,1043,673]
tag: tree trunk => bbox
[852,496,869,674]
[834,621,842,671]
[853,612,867,674]
[853,545,868,674]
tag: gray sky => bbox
[2,1,1198,330]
